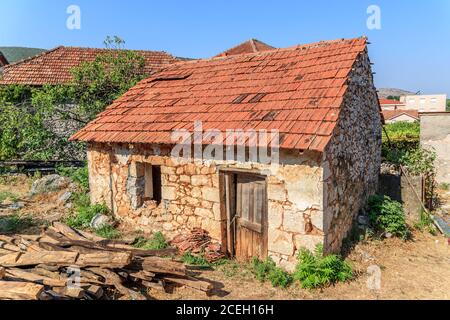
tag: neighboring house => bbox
[379,98,406,111]
[70,37,382,270]
[400,94,447,113]
[382,110,419,123]
[0,47,46,64]
[420,112,450,184]
[0,46,180,86]
[215,39,275,57]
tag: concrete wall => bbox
[420,113,450,184]
[87,143,325,271]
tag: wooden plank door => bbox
[235,174,268,261]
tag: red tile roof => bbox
[0,46,179,85]
[379,98,405,106]
[71,37,370,152]
[216,39,275,57]
[382,109,419,121]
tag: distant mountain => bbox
[0,47,46,64]
[377,88,416,98]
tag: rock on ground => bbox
[29,175,71,196]
[90,214,112,230]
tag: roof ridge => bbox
[165,36,366,68]
[61,46,174,55]
[2,46,62,70]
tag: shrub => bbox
[293,245,353,289]
[134,232,169,250]
[251,257,293,288]
[400,147,436,176]
[56,165,89,191]
[368,195,410,239]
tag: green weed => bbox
[368,195,411,240]
[293,245,353,289]
[251,257,293,288]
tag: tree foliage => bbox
[382,121,420,164]
[0,37,148,161]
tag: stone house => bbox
[71,37,382,270]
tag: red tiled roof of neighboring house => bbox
[0,46,179,85]
[0,52,8,67]
[379,98,405,106]
[71,37,370,152]
[382,109,419,121]
[215,39,275,57]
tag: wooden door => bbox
[234,174,268,261]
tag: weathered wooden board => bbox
[0,281,44,300]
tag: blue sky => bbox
[1,0,449,95]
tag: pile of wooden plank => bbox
[0,222,213,300]
[171,228,225,262]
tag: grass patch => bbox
[368,195,411,240]
[0,191,19,203]
[95,225,121,239]
[414,210,437,236]
[0,214,36,233]
[182,252,212,267]
[65,192,109,229]
[439,183,450,191]
[0,175,18,185]
[294,245,353,289]
[133,232,169,250]
[252,257,293,288]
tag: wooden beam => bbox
[0,281,44,300]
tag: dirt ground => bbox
[1,174,449,300]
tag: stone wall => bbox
[87,143,324,271]
[322,50,382,253]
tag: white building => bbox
[400,94,447,113]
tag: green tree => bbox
[446,99,450,112]
[0,36,148,161]
[387,95,400,101]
